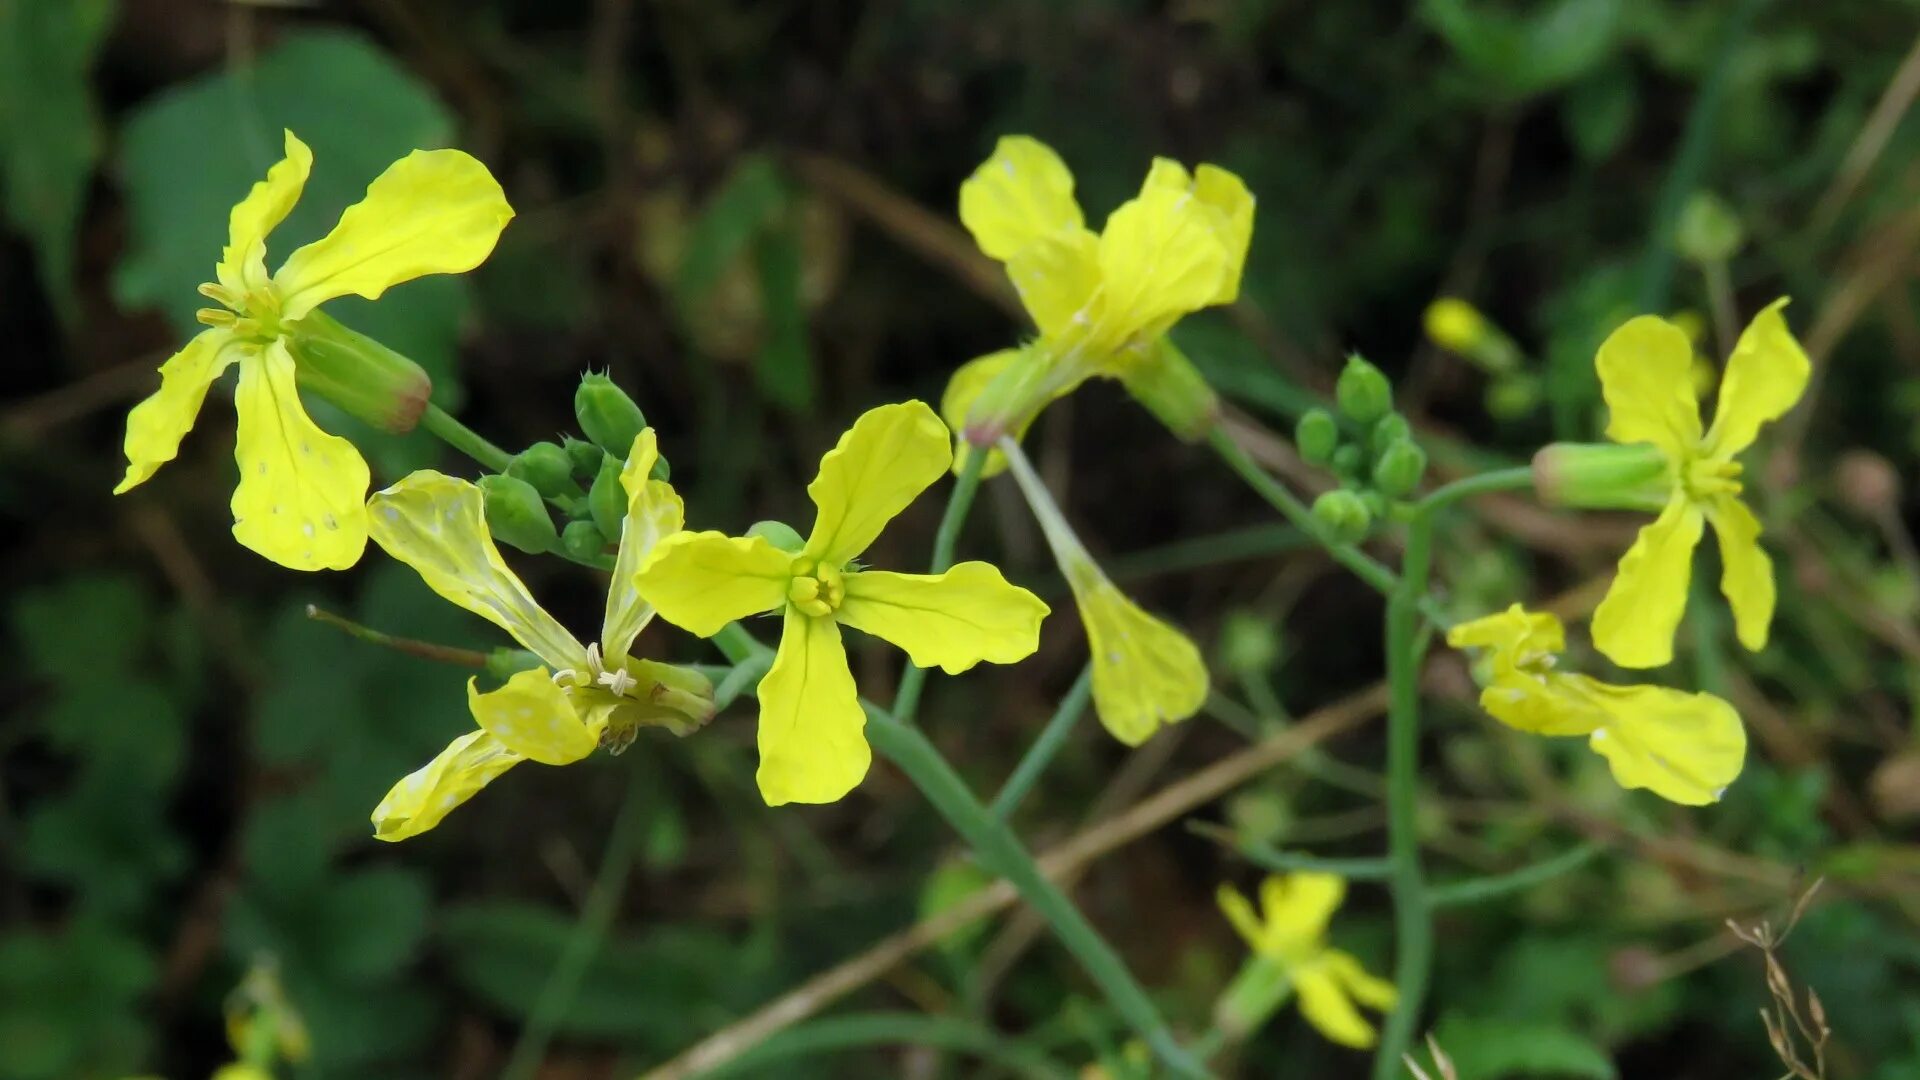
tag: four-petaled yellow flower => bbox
[367,431,711,841]
[1588,299,1809,668]
[1216,872,1396,1049]
[944,136,1253,469]
[114,129,515,571]
[1447,604,1746,805]
[636,401,1050,806]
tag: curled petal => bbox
[274,148,514,320]
[803,401,952,566]
[115,328,239,494]
[958,135,1085,261]
[1193,164,1255,305]
[468,668,598,766]
[634,531,792,638]
[755,609,868,806]
[1294,966,1379,1049]
[1445,603,1564,667]
[837,563,1049,675]
[1707,495,1775,652]
[230,340,369,571]
[371,730,522,842]
[368,471,584,668]
[1576,677,1747,805]
[221,130,312,287]
[1704,297,1809,458]
[1095,183,1233,344]
[603,429,686,660]
[1594,315,1702,460]
[1591,495,1705,669]
[1070,566,1208,745]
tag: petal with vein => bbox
[633,531,791,638]
[1707,494,1775,652]
[1594,314,1702,459]
[1704,297,1810,457]
[1095,184,1231,344]
[1003,228,1102,341]
[115,328,238,493]
[837,563,1049,675]
[755,609,868,806]
[1580,678,1746,805]
[230,340,369,571]
[371,730,522,842]
[1590,495,1705,669]
[957,135,1085,261]
[1071,567,1208,745]
[803,400,952,566]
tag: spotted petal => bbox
[803,401,952,566]
[230,340,370,571]
[837,563,1049,675]
[468,668,598,766]
[115,328,239,493]
[371,730,522,842]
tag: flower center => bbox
[787,559,845,618]
[1681,454,1742,501]
[195,280,288,344]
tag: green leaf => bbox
[675,155,786,309]
[314,868,431,983]
[753,218,816,412]
[10,573,151,684]
[1424,1015,1616,1080]
[0,921,154,1080]
[1422,0,1623,100]
[20,763,187,918]
[1562,61,1638,162]
[0,0,114,325]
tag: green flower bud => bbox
[1369,414,1411,456]
[1676,191,1744,265]
[563,435,606,481]
[1330,444,1363,478]
[478,474,558,555]
[1117,338,1220,440]
[561,519,609,562]
[1486,373,1542,419]
[1294,408,1339,466]
[1311,489,1371,543]
[286,309,432,433]
[746,519,805,552]
[1220,611,1282,675]
[588,455,626,539]
[1531,442,1670,511]
[1335,354,1392,424]
[1372,439,1428,497]
[506,441,575,498]
[575,372,648,454]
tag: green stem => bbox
[1208,428,1401,598]
[1374,510,1435,1080]
[1416,466,1534,514]
[304,604,490,668]
[705,1012,1075,1080]
[501,776,648,1080]
[990,665,1093,819]
[713,621,773,665]
[892,451,987,726]
[864,707,1213,1080]
[420,401,513,473]
[1428,842,1606,908]
[1187,822,1392,881]
[714,651,774,710]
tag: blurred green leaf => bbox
[1422,0,1623,100]
[10,573,151,684]
[21,763,187,919]
[314,868,431,983]
[1562,61,1638,162]
[675,155,786,309]
[0,921,154,1080]
[754,217,815,412]
[1425,1014,1616,1079]
[0,0,114,325]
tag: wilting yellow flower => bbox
[1448,604,1746,804]
[114,129,514,571]
[636,401,1049,805]
[1216,873,1396,1049]
[367,431,711,840]
[998,435,1207,743]
[944,136,1253,463]
[1586,299,1808,668]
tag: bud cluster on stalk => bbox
[1293,354,1427,543]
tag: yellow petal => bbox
[220,130,312,288]
[1193,164,1255,305]
[1215,883,1266,953]
[115,328,239,493]
[273,148,514,321]
[371,730,522,842]
[468,668,599,765]
[1577,677,1746,805]
[1004,228,1102,340]
[803,400,952,566]
[1094,183,1232,345]
[1591,494,1705,669]
[1260,872,1343,950]
[230,340,370,571]
[1444,603,1564,662]
[1070,566,1208,745]
[1706,493,1775,652]
[1324,949,1396,1011]
[837,563,1049,674]
[602,429,686,660]
[755,608,868,805]
[1704,297,1809,458]
[1477,675,1606,738]
[957,135,1085,261]
[1294,966,1378,1049]
[633,531,792,638]
[1594,314,1702,459]
[367,470,584,668]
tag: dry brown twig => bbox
[1726,878,1833,1080]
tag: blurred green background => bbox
[5,0,1920,1076]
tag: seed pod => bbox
[1373,439,1428,497]
[478,474,558,555]
[561,519,609,562]
[588,454,626,539]
[1335,354,1392,424]
[1294,408,1339,466]
[507,441,575,498]
[575,372,648,454]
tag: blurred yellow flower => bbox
[1587,299,1808,667]
[1216,872,1396,1048]
[636,401,1049,805]
[367,431,711,840]
[114,129,514,571]
[1448,604,1746,804]
[1422,298,1488,355]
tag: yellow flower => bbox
[998,433,1207,743]
[1216,873,1396,1049]
[114,129,515,571]
[1447,604,1746,805]
[635,401,1050,806]
[1587,299,1809,668]
[944,137,1253,460]
[366,431,711,840]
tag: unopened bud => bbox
[1373,439,1427,497]
[747,519,805,552]
[1835,450,1900,516]
[1118,337,1220,440]
[587,455,626,539]
[1312,489,1371,543]
[478,475,558,555]
[507,441,576,498]
[1220,611,1282,675]
[1294,408,1339,466]
[561,519,609,562]
[286,309,431,432]
[1369,414,1411,456]
[1676,191,1745,265]
[1424,298,1488,354]
[563,435,606,481]
[1335,354,1392,424]
[1331,444,1363,478]
[1486,373,1541,419]
[1531,442,1670,511]
[575,372,648,454]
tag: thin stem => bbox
[1428,841,1606,908]
[304,605,490,668]
[714,651,774,710]
[1374,510,1435,1080]
[990,665,1093,820]
[1416,466,1534,515]
[705,1013,1076,1080]
[1187,822,1392,880]
[864,707,1214,1080]
[500,776,648,1080]
[892,450,987,726]
[420,401,513,473]
[1703,259,1739,358]
[1207,427,1401,598]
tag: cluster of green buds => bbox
[1294,355,1427,543]
[479,372,669,559]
